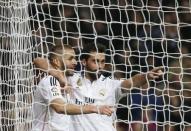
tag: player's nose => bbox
[72,59,77,65]
[99,64,104,70]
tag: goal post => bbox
[1,0,191,131]
[0,1,34,131]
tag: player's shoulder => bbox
[69,72,81,80]
[39,75,58,86]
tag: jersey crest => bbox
[77,78,82,86]
[99,89,106,96]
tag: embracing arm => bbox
[33,57,65,85]
[50,98,113,116]
[33,57,51,71]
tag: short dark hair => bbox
[48,44,73,61]
[80,43,106,60]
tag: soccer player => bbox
[32,44,113,131]
[34,43,163,131]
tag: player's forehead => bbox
[63,48,75,54]
[89,51,105,60]
[63,48,75,57]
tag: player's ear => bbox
[52,58,60,68]
[81,59,86,66]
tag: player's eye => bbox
[101,60,105,64]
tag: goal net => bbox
[0,0,34,131]
[1,0,191,131]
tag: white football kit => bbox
[68,74,123,131]
[32,75,70,131]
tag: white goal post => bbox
[1,0,191,131]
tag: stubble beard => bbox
[60,63,74,77]
[86,69,102,81]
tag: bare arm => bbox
[50,98,113,116]
[121,67,163,91]
[121,73,147,90]
[33,57,51,71]
[33,57,65,86]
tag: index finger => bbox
[151,66,163,72]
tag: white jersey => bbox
[32,75,71,131]
[68,74,123,131]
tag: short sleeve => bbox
[111,79,122,90]
[111,79,125,101]
[67,73,81,89]
[39,76,63,103]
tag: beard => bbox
[60,62,74,77]
[86,67,102,80]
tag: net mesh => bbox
[1,0,191,131]
[0,0,33,131]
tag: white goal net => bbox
[1,0,191,131]
[0,0,33,131]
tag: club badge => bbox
[99,89,106,96]
[77,78,82,86]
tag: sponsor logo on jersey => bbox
[84,97,95,104]
[75,97,95,105]
[75,99,83,105]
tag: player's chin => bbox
[97,71,103,76]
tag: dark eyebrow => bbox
[68,55,75,59]
[96,59,105,62]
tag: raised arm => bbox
[33,57,56,74]
[50,98,113,116]
[121,67,163,91]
